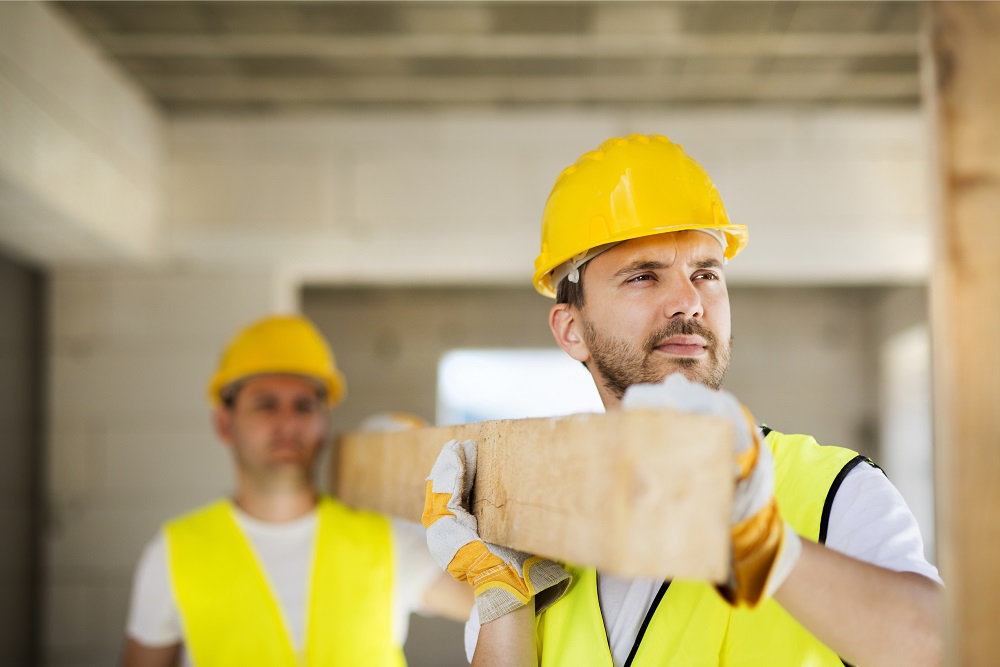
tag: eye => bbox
[693,270,720,281]
[254,397,278,411]
[295,399,321,414]
[625,272,657,284]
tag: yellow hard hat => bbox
[207,315,346,407]
[533,134,748,297]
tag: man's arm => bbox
[421,571,475,623]
[465,543,943,667]
[120,638,181,667]
[471,600,537,667]
[121,534,186,667]
[776,539,942,667]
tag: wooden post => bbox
[333,410,732,581]
[926,3,1000,663]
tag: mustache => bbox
[644,319,717,353]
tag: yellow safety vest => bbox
[536,430,872,666]
[165,496,405,667]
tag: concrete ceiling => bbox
[55,1,921,114]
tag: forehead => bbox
[592,230,725,272]
[238,374,324,398]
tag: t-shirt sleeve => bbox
[125,531,184,647]
[825,463,943,585]
[391,518,447,615]
[464,604,481,664]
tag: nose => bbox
[664,275,703,320]
[275,403,306,435]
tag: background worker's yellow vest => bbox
[165,497,405,667]
[536,431,872,666]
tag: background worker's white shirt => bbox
[126,507,441,665]
[464,462,944,665]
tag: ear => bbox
[213,406,235,448]
[549,303,590,364]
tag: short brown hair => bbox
[555,265,586,308]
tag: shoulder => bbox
[765,429,869,499]
[163,499,234,544]
[827,460,943,583]
[164,498,232,530]
[126,529,183,645]
[765,429,860,468]
[318,496,391,532]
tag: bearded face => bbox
[582,316,732,399]
[550,231,734,407]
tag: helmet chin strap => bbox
[550,229,729,292]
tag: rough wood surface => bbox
[333,410,732,581]
[927,3,1000,663]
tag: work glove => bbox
[622,372,801,608]
[422,439,572,624]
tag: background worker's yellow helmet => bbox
[207,315,347,407]
[533,134,748,297]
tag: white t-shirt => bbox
[464,461,943,664]
[126,505,441,665]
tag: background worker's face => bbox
[550,231,733,404]
[213,375,328,489]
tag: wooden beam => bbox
[927,2,1000,663]
[98,33,918,60]
[143,73,919,105]
[333,410,732,581]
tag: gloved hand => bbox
[422,439,571,624]
[623,372,801,607]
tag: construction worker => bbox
[423,135,943,666]
[122,315,472,667]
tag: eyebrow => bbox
[694,258,724,270]
[612,257,723,278]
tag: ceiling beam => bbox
[144,73,919,104]
[98,32,918,60]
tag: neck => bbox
[233,477,319,522]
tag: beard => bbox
[582,318,732,400]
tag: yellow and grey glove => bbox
[623,372,801,607]
[422,439,571,624]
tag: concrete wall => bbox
[167,108,930,287]
[43,268,279,667]
[0,3,162,266]
[304,284,895,460]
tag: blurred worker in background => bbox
[423,135,943,666]
[122,315,471,667]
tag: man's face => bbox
[551,230,733,405]
[214,374,328,487]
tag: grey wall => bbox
[0,251,44,666]
[305,285,917,455]
[303,283,928,665]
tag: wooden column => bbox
[927,3,1000,663]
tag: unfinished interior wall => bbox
[0,2,162,265]
[167,109,929,288]
[42,268,279,667]
[304,285,926,455]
